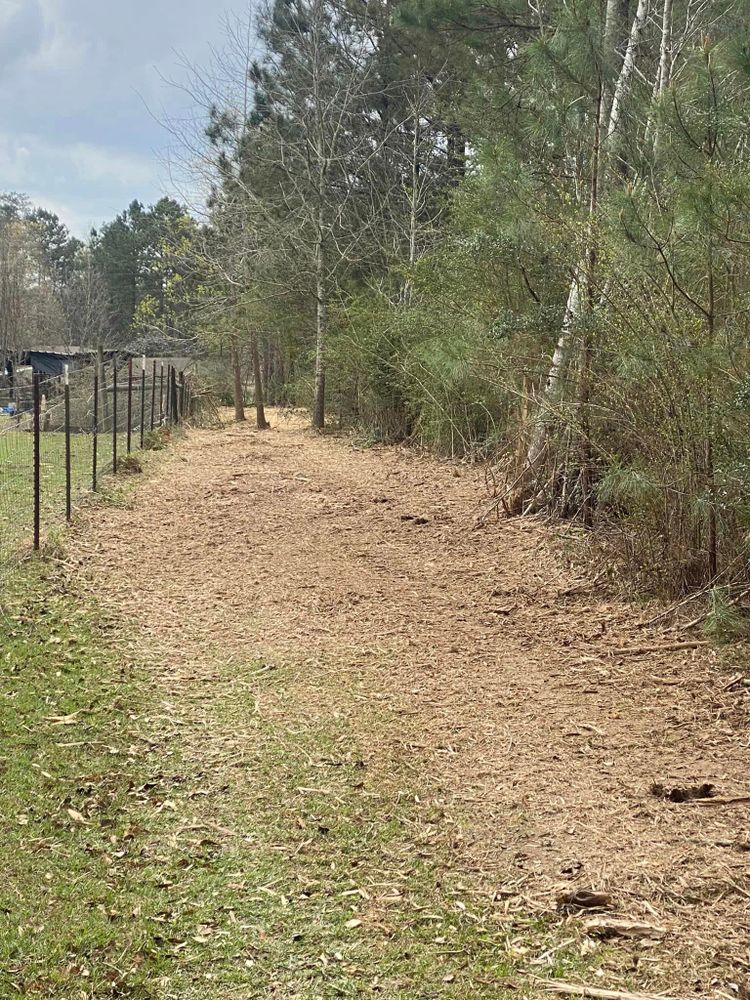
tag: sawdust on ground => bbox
[74,411,750,995]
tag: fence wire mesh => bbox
[0,357,196,584]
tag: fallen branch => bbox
[176,821,243,838]
[584,916,667,939]
[722,672,746,691]
[607,641,707,657]
[534,979,683,1000]
[693,796,750,807]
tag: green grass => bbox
[0,428,138,565]
[0,561,597,998]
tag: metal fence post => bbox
[140,355,146,448]
[179,371,186,423]
[64,365,71,521]
[112,360,118,473]
[126,357,133,454]
[150,359,157,431]
[33,373,41,550]
[98,345,109,420]
[169,365,177,424]
[160,363,165,424]
[93,366,99,491]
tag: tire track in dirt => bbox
[75,413,750,994]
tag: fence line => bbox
[0,356,204,580]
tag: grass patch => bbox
[0,563,596,998]
[0,429,131,563]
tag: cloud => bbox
[0,1,250,235]
[0,132,154,188]
[30,0,89,74]
[0,131,160,235]
[0,0,45,78]
[66,143,155,187]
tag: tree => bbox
[216,0,429,428]
[27,209,83,290]
[60,251,113,348]
[0,194,32,361]
[91,197,193,346]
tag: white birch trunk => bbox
[604,0,621,57]
[647,0,674,150]
[656,0,673,94]
[525,0,649,476]
[526,271,581,469]
[607,0,651,142]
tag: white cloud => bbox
[0,131,155,188]
[0,131,162,235]
[66,142,155,187]
[31,0,89,74]
[23,192,92,237]
[0,0,250,234]
[0,0,45,78]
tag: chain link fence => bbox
[0,357,205,582]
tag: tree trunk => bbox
[250,329,270,430]
[526,273,581,473]
[524,0,649,487]
[655,0,673,93]
[706,252,718,579]
[647,0,674,151]
[312,230,327,430]
[607,0,650,143]
[403,99,421,306]
[446,124,466,185]
[604,0,622,62]
[230,336,245,422]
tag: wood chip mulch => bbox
[73,412,750,996]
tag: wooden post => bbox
[150,359,157,431]
[171,367,178,423]
[140,355,146,448]
[179,371,186,422]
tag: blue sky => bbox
[0,0,247,237]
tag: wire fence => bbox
[0,357,209,582]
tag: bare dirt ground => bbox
[75,411,750,996]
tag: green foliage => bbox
[181,0,750,596]
[705,586,748,642]
[91,197,196,348]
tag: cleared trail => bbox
[76,412,749,994]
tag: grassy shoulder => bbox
[0,558,597,999]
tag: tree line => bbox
[189,0,750,601]
[0,193,200,361]
[6,0,750,602]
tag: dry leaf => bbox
[66,808,90,825]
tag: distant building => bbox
[19,346,96,379]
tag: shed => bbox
[21,346,95,378]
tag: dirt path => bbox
[76,412,749,995]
